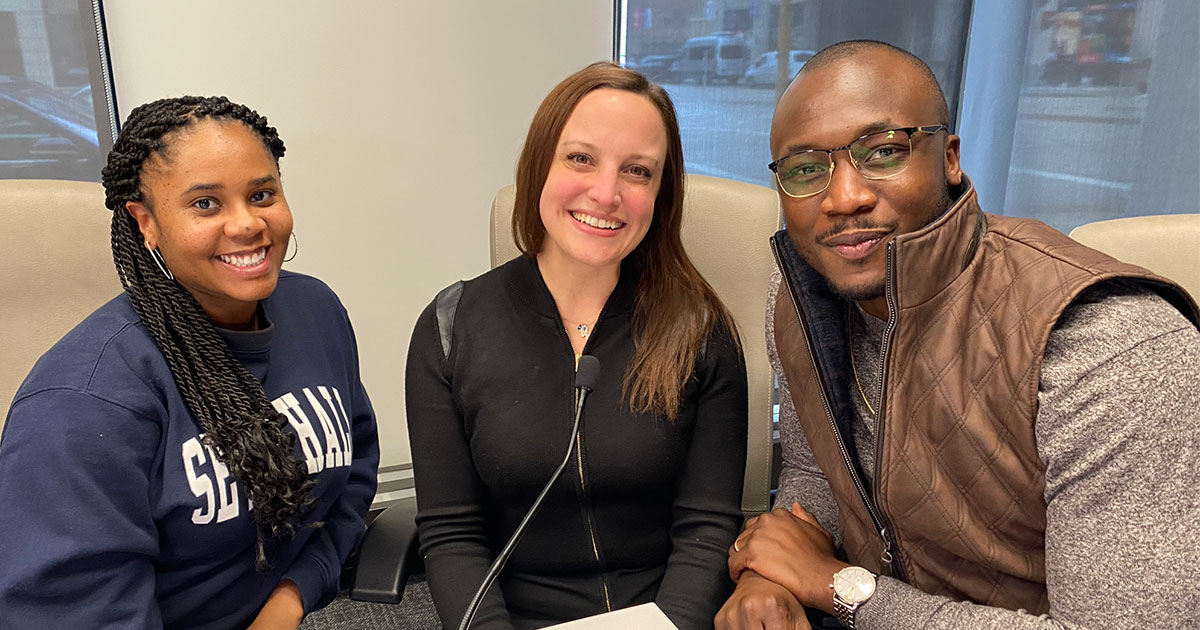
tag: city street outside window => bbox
[619,0,971,190]
[0,0,115,182]
[963,0,1197,233]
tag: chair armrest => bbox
[349,496,420,604]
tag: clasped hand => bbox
[715,503,850,629]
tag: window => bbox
[619,0,973,189]
[961,0,1197,233]
[0,0,118,182]
[0,80,98,180]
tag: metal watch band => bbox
[833,598,860,628]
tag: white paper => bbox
[541,603,679,629]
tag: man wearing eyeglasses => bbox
[718,40,1200,629]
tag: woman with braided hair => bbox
[0,96,379,629]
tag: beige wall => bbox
[103,1,613,467]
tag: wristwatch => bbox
[831,566,877,629]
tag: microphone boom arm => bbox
[457,356,599,630]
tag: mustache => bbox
[814,220,895,244]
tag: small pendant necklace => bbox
[562,317,596,340]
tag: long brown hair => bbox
[512,61,740,419]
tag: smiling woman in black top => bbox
[405,62,748,629]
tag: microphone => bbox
[574,354,600,398]
[457,355,601,630]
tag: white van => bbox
[742,49,817,88]
[675,33,749,84]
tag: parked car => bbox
[675,33,749,84]
[742,49,816,88]
[0,77,101,181]
[636,54,679,82]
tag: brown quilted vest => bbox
[772,180,1199,612]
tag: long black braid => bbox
[101,96,314,571]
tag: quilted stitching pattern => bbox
[880,214,1177,612]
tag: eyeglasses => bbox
[768,125,947,198]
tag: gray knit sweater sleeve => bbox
[858,282,1200,629]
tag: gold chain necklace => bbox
[847,317,877,417]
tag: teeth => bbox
[219,248,267,267]
[570,211,624,230]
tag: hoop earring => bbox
[147,245,174,280]
[284,232,298,262]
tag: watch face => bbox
[833,566,876,604]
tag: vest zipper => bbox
[771,239,904,579]
[872,243,906,579]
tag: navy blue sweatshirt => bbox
[0,271,379,630]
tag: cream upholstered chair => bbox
[490,173,783,516]
[1068,214,1200,302]
[0,179,121,428]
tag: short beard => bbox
[829,276,885,303]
